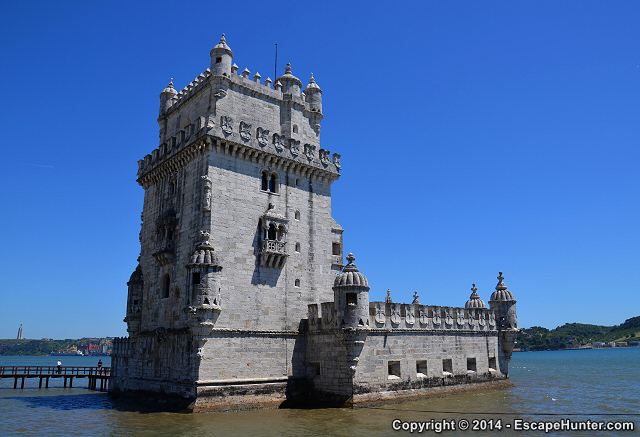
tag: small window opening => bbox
[216,57,222,64]
[308,362,320,377]
[261,171,269,191]
[332,242,341,256]
[388,361,401,380]
[295,242,300,252]
[442,359,453,376]
[295,210,300,220]
[161,274,170,299]
[204,297,210,305]
[133,300,139,306]
[192,272,201,285]
[346,292,357,306]
[295,178,300,186]
[467,358,477,373]
[166,229,173,240]
[213,298,217,305]
[268,224,277,240]
[269,173,278,193]
[295,279,300,287]
[488,357,496,371]
[416,360,428,378]
[293,124,298,134]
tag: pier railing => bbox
[0,366,110,390]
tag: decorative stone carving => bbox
[201,176,212,212]
[456,308,465,326]
[405,304,415,325]
[478,309,486,327]
[333,153,341,170]
[390,303,401,325]
[468,310,477,328]
[239,121,251,140]
[419,305,429,325]
[319,148,331,166]
[304,143,316,161]
[257,127,269,146]
[445,308,454,326]
[273,133,285,151]
[432,306,441,326]
[321,302,334,325]
[289,139,300,156]
[221,116,233,134]
[375,302,385,324]
[488,311,496,327]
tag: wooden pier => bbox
[0,366,110,391]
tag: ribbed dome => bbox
[211,33,233,56]
[490,271,515,302]
[304,73,322,93]
[333,253,369,289]
[161,79,177,95]
[465,283,486,309]
[276,63,303,88]
[188,241,220,266]
[128,265,143,283]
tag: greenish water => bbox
[1,349,638,436]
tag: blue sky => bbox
[1,1,638,339]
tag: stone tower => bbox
[111,34,344,410]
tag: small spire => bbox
[386,288,392,303]
[310,73,315,83]
[472,283,477,293]
[412,291,420,305]
[346,253,355,264]
[285,63,292,75]
[495,271,507,290]
[168,78,174,89]
[220,33,226,44]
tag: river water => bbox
[1,349,638,436]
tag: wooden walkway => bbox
[0,366,110,391]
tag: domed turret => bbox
[210,33,234,77]
[489,271,517,329]
[465,283,486,309]
[333,253,370,328]
[304,73,322,113]
[186,236,222,307]
[159,79,177,115]
[276,63,303,96]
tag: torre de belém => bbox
[109,35,519,412]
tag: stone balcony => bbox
[259,240,288,269]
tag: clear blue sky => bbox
[1,1,638,339]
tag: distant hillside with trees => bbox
[518,316,640,351]
[0,338,112,356]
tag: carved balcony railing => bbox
[259,240,288,269]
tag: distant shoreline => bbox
[514,345,640,352]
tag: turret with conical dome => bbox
[489,271,517,329]
[210,33,233,77]
[333,253,370,328]
[465,283,486,309]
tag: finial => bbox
[168,78,174,88]
[495,271,507,290]
[386,288,392,303]
[220,33,226,43]
[346,253,355,264]
[412,291,420,305]
[310,73,315,83]
[285,63,292,74]
[471,283,477,293]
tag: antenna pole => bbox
[275,43,278,83]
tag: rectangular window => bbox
[192,272,201,285]
[442,359,453,376]
[416,360,427,378]
[488,357,496,371]
[332,242,341,255]
[346,292,357,305]
[467,358,476,372]
[388,361,401,379]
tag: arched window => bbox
[295,242,300,252]
[261,171,269,191]
[268,224,277,240]
[295,279,300,287]
[293,124,298,134]
[277,225,285,241]
[161,274,170,299]
[294,210,300,220]
[269,173,278,193]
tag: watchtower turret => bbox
[333,253,370,328]
[210,33,233,77]
[159,79,177,116]
[304,73,322,113]
[276,63,302,96]
[489,271,518,374]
